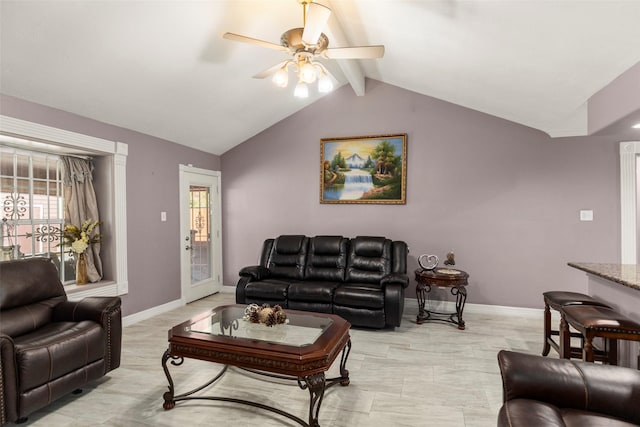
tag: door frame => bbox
[178,164,222,303]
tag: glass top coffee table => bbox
[161,304,351,427]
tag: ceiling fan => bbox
[223,0,384,98]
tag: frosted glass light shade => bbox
[272,68,289,88]
[299,62,317,84]
[294,81,309,98]
[318,75,333,93]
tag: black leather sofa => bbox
[497,350,640,426]
[236,235,409,328]
[0,258,122,425]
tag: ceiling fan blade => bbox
[324,45,385,59]
[223,32,288,52]
[252,61,290,79]
[302,3,331,46]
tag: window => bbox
[0,148,79,282]
[1,115,128,298]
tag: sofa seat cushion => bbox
[334,306,385,329]
[334,284,384,309]
[288,282,339,303]
[244,279,289,300]
[289,301,333,314]
[14,321,105,392]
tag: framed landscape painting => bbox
[320,134,407,204]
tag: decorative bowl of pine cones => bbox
[243,303,288,327]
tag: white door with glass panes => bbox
[179,165,222,303]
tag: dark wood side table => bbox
[415,268,469,330]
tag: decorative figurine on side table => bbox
[444,251,455,266]
[418,254,439,271]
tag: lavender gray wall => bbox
[0,95,221,316]
[221,80,621,308]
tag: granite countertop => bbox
[568,262,640,291]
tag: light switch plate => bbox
[161,211,167,222]
[580,210,593,221]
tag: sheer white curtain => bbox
[62,156,103,282]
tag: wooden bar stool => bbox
[561,305,640,364]
[542,291,611,358]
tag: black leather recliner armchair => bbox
[0,258,122,425]
[236,235,409,328]
[497,350,640,426]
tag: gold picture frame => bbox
[320,134,407,204]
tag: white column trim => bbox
[114,142,129,294]
[620,141,639,264]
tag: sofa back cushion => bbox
[266,235,309,280]
[345,236,392,284]
[0,257,67,337]
[304,236,348,282]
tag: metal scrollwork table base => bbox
[160,304,352,427]
[415,268,469,330]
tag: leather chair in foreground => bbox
[497,350,640,426]
[0,257,122,425]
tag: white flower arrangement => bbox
[61,219,101,254]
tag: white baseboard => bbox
[404,298,543,319]
[122,290,542,328]
[464,302,542,318]
[123,298,184,327]
[123,287,234,327]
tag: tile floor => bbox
[15,291,549,426]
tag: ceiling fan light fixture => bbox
[318,75,333,93]
[294,80,309,98]
[299,60,317,84]
[272,66,289,88]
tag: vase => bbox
[76,252,88,285]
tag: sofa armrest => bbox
[497,350,640,424]
[381,272,409,289]
[0,334,19,425]
[383,283,405,327]
[239,265,271,281]
[54,297,122,373]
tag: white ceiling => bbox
[1,1,639,156]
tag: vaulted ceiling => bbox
[1,1,639,155]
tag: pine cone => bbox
[258,307,274,324]
[264,311,277,327]
[274,310,287,325]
